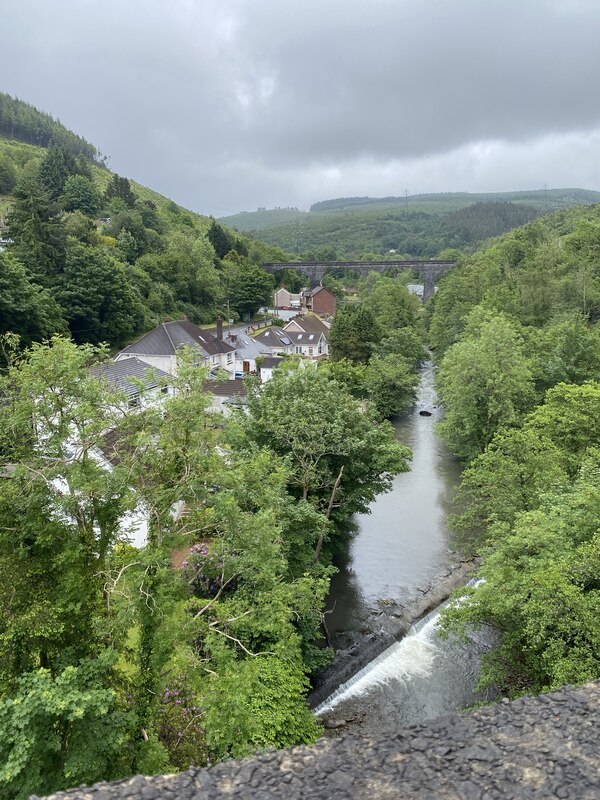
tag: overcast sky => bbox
[3,0,600,216]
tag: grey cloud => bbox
[1,0,599,214]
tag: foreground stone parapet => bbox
[37,682,600,800]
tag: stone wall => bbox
[38,681,600,800]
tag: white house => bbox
[254,316,330,360]
[205,380,248,415]
[114,319,237,378]
[253,326,295,356]
[224,331,268,378]
[259,356,285,383]
[283,314,331,335]
[274,287,302,309]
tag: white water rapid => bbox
[317,590,494,731]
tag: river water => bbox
[326,361,462,644]
[317,362,494,731]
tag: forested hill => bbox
[0,98,291,356]
[427,201,600,701]
[309,189,600,214]
[220,189,600,261]
[0,93,100,161]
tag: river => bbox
[314,362,495,732]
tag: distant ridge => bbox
[219,188,600,260]
[309,188,600,213]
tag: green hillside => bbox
[427,202,600,704]
[0,95,291,356]
[220,189,600,260]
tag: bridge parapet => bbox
[263,260,455,300]
[39,681,600,800]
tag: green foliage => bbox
[105,173,136,208]
[230,264,275,318]
[0,656,133,800]
[203,658,320,759]
[0,251,65,350]
[362,275,423,332]
[437,309,536,461]
[5,171,66,282]
[39,144,77,200]
[375,327,428,366]
[55,242,144,346]
[241,364,409,528]
[528,312,600,392]
[0,93,99,160]
[0,115,290,356]
[62,174,101,215]
[365,354,419,419]
[273,267,307,293]
[221,191,600,260]
[207,219,234,259]
[0,156,16,194]
[429,206,600,356]
[442,454,600,697]
[445,201,539,243]
[329,304,381,364]
[451,378,600,545]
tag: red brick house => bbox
[302,286,337,316]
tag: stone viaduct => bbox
[262,260,455,302]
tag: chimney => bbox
[216,316,223,341]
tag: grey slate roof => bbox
[204,380,247,397]
[118,321,235,359]
[285,330,325,346]
[303,285,335,298]
[284,315,331,335]
[225,332,265,360]
[253,327,293,348]
[90,358,171,399]
[260,356,284,369]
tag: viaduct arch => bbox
[262,260,455,302]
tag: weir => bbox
[314,603,445,717]
[314,581,495,732]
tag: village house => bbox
[301,285,337,316]
[273,285,337,316]
[254,313,331,360]
[205,380,248,414]
[274,287,302,310]
[259,356,285,383]
[224,330,267,377]
[252,326,294,356]
[90,357,173,410]
[114,319,237,378]
[283,314,331,336]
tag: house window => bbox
[227,352,233,364]
[295,346,302,354]
[308,347,314,356]
[128,396,141,409]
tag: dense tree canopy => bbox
[434,204,600,707]
[328,304,381,364]
[0,337,409,795]
[437,309,536,461]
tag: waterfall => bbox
[315,584,494,728]
[314,603,445,717]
